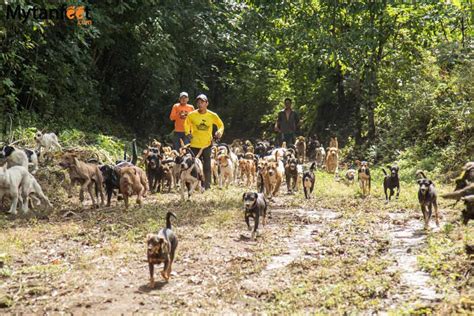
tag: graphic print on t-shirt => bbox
[179,110,189,120]
[197,119,209,131]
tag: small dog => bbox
[382,165,400,202]
[0,146,38,173]
[34,131,62,158]
[158,162,173,193]
[256,160,266,193]
[217,153,234,188]
[242,192,268,240]
[0,165,30,214]
[315,146,326,169]
[262,154,284,198]
[325,147,338,173]
[285,157,299,193]
[356,160,371,196]
[344,169,356,185]
[147,212,178,287]
[306,136,319,161]
[178,153,204,201]
[21,173,53,212]
[146,152,162,193]
[416,171,439,229]
[302,162,316,199]
[99,162,133,207]
[329,137,338,149]
[59,152,105,208]
[239,158,256,187]
[119,166,146,209]
[295,136,306,164]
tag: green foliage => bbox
[0,0,471,172]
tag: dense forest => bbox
[1,0,472,172]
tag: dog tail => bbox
[165,211,177,229]
[382,168,387,176]
[416,170,427,179]
[309,162,316,172]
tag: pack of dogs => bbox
[0,131,472,287]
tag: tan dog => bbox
[244,140,254,154]
[217,153,234,188]
[329,137,338,149]
[355,160,371,196]
[262,153,284,198]
[119,166,147,208]
[239,158,256,187]
[325,147,339,174]
[295,136,306,163]
[59,152,105,208]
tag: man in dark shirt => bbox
[275,98,299,146]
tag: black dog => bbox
[285,156,299,193]
[146,152,163,192]
[242,192,267,240]
[306,136,319,161]
[382,165,400,202]
[147,212,178,287]
[99,162,132,207]
[416,171,439,229]
[302,162,316,199]
[99,140,138,206]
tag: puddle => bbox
[387,217,442,302]
[265,224,319,271]
[264,208,339,272]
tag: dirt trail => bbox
[385,211,442,308]
[0,189,453,313]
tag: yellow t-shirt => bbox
[184,110,224,148]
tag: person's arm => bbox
[169,104,178,121]
[214,113,224,138]
[275,112,281,132]
[184,115,192,136]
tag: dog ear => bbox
[146,233,154,243]
[242,193,246,201]
[396,166,399,171]
[387,165,392,170]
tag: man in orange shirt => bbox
[169,92,195,150]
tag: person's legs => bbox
[201,146,211,190]
[190,146,212,190]
[173,132,189,150]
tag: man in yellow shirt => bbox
[169,92,195,150]
[184,94,224,190]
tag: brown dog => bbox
[262,157,284,198]
[59,152,105,208]
[325,147,339,174]
[295,136,306,164]
[119,166,147,208]
[329,137,338,149]
[356,160,371,196]
[239,158,256,186]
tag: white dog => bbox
[0,145,39,174]
[34,131,62,156]
[0,165,30,214]
[315,146,326,169]
[0,146,28,169]
[21,173,52,212]
[217,145,239,182]
[179,154,204,201]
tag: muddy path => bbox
[0,185,468,314]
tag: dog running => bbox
[147,212,178,287]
